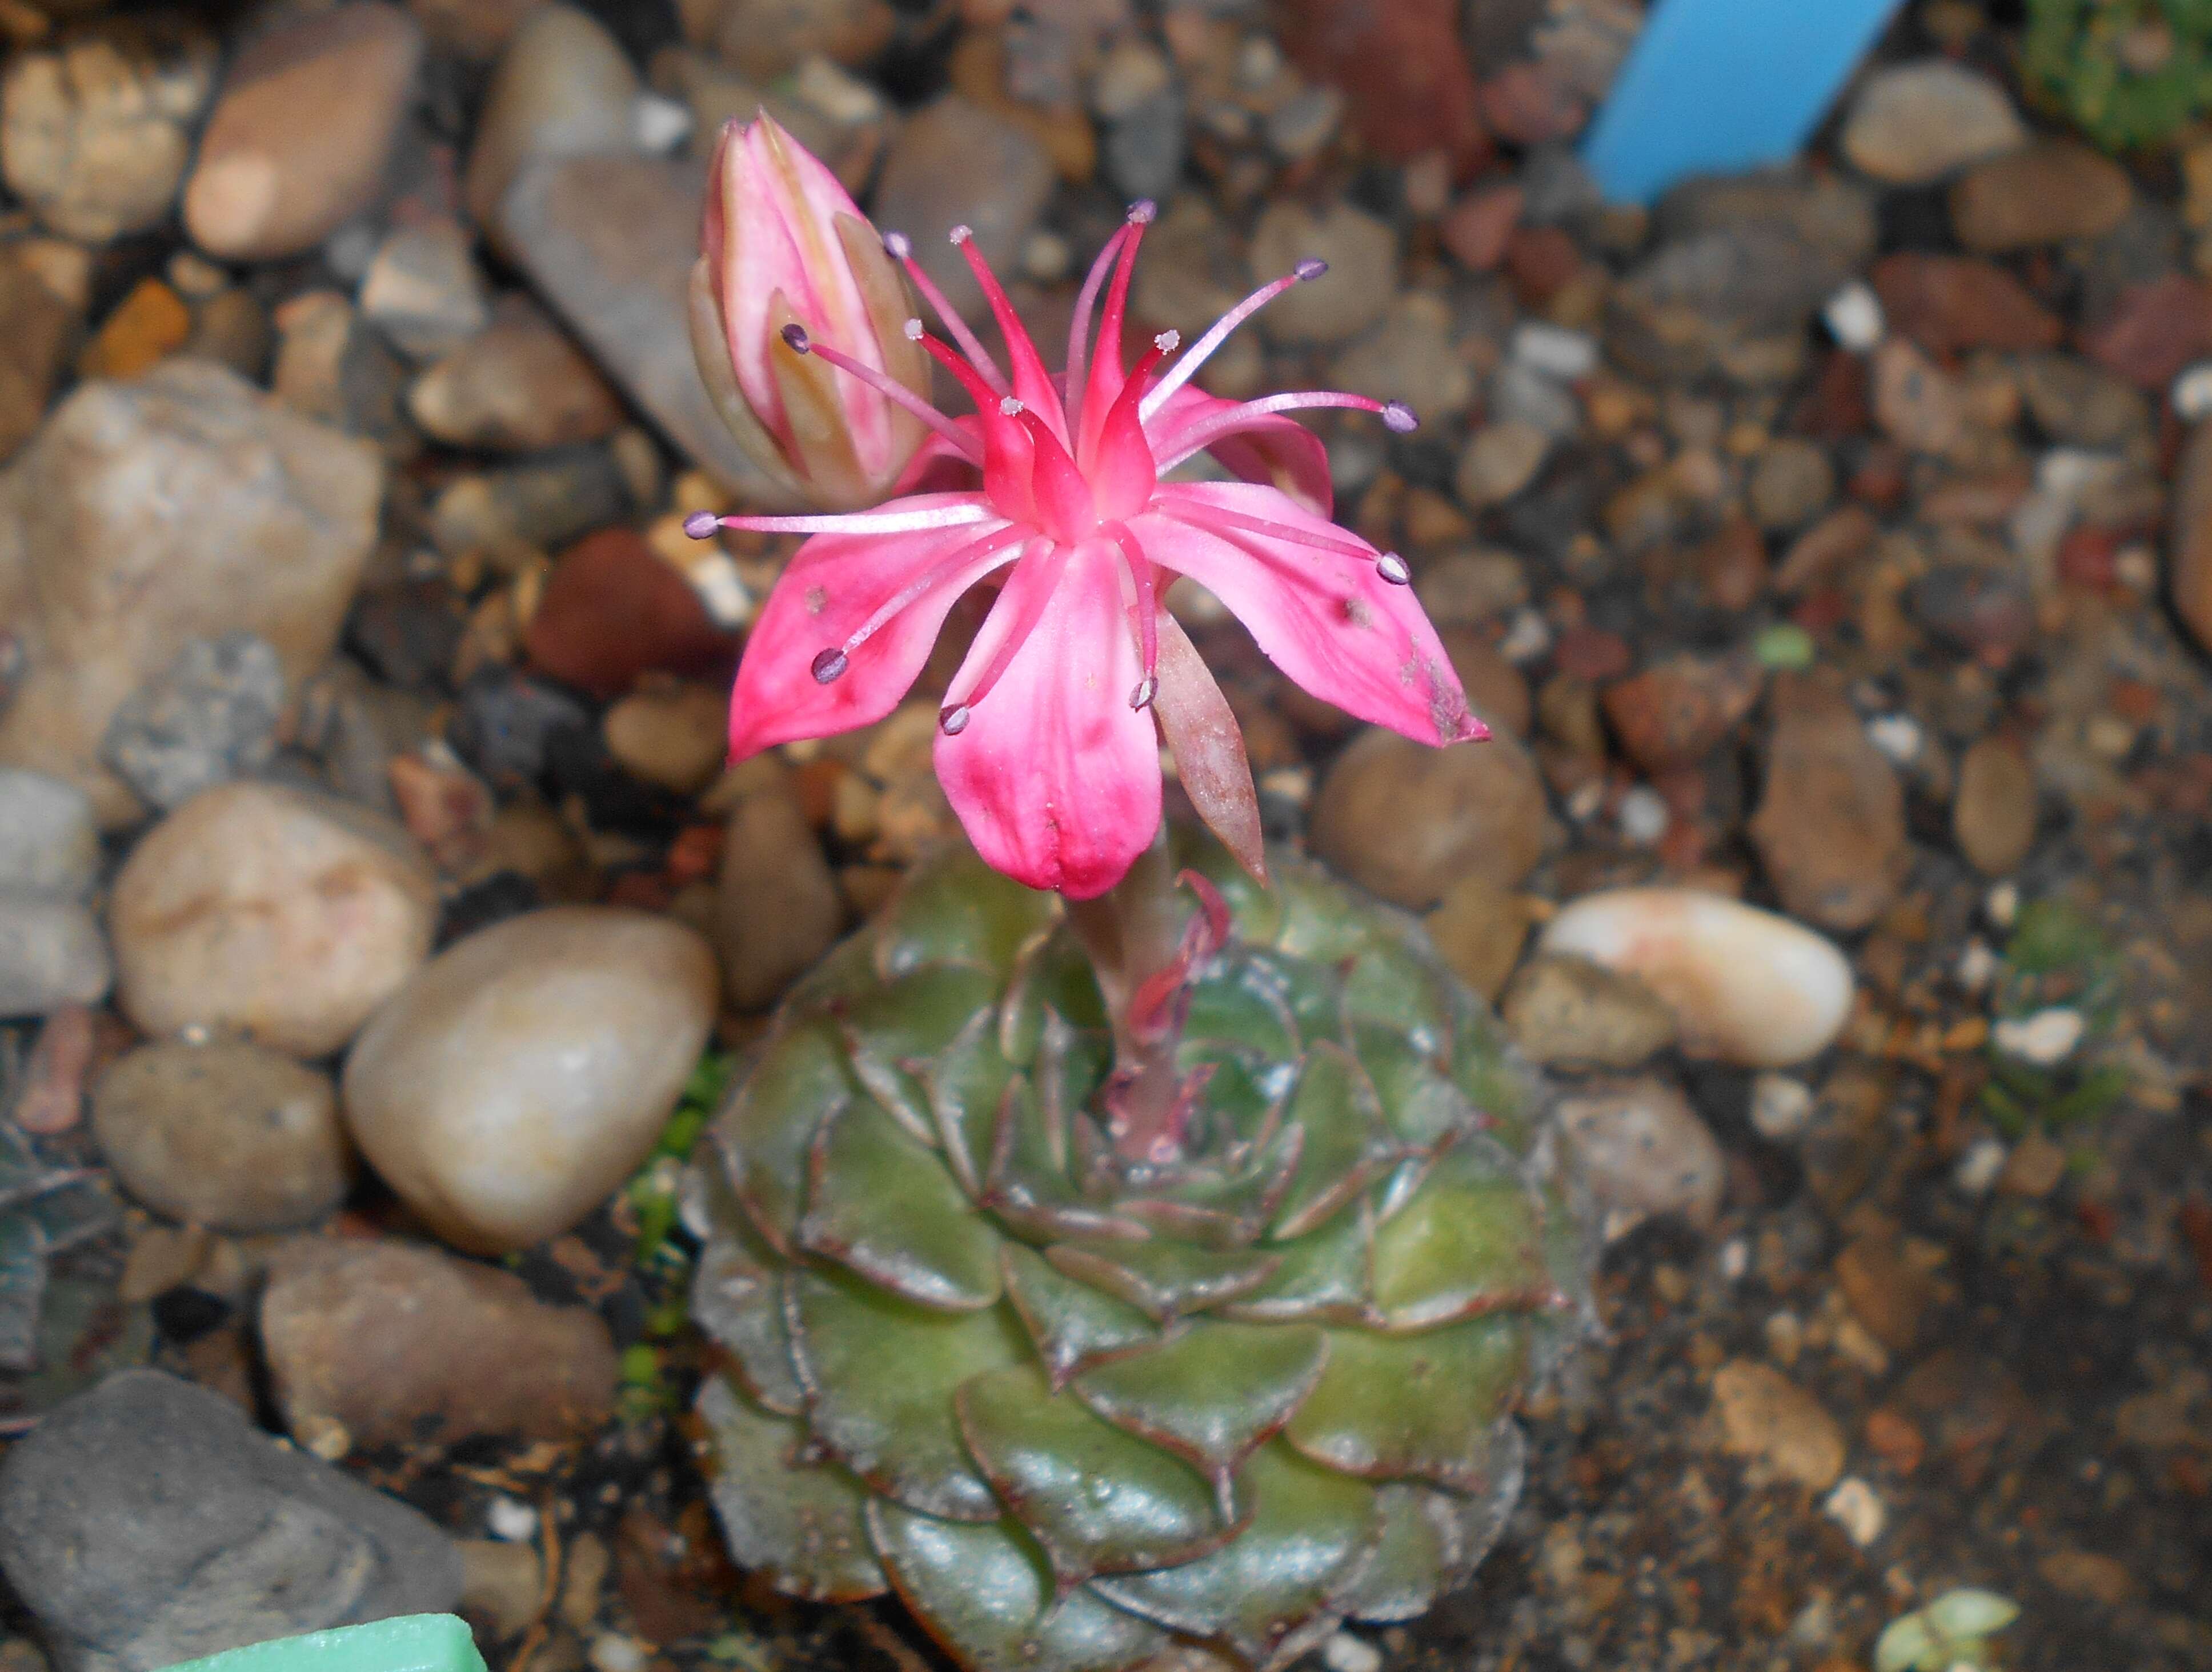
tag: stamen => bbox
[1376,551,1411,585]
[944,540,1064,715]
[1156,495,1380,564]
[1152,391,1416,473]
[1154,331,1180,351]
[1127,199,1157,225]
[712,502,1000,537]
[902,317,924,340]
[949,224,973,244]
[882,229,1008,394]
[811,649,848,683]
[939,703,971,735]
[683,511,719,539]
[1104,521,1160,693]
[1064,224,1131,406]
[782,318,983,464]
[999,397,1024,416]
[836,524,1028,659]
[1129,675,1157,710]
[1139,265,1329,421]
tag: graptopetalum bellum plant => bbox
[683,113,1590,1672]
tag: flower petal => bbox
[728,502,1017,758]
[1148,385,1332,518]
[935,541,1162,897]
[1134,485,1484,747]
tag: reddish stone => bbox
[2056,523,2121,589]
[2079,273,2212,391]
[1774,505,1877,594]
[1870,253,2062,359]
[1440,183,1523,273]
[1552,624,1630,681]
[1503,225,1580,307]
[1792,350,1870,440]
[1848,443,1909,511]
[1602,654,1764,773]
[666,823,725,887]
[1477,62,1586,146]
[1791,587,1850,634]
[525,528,739,699]
[1694,515,1767,613]
[1278,0,1489,169]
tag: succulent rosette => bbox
[686,835,1590,1672]
[685,125,1588,1672]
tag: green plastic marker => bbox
[155,1616,487,1672]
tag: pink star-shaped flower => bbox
[694,201,1484,898]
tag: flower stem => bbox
[1062,833,1191,1162]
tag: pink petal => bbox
[1147,384,1333,518]
[935,539,1162,897]
[1135,484,1485,747]
[728,498,1016,758]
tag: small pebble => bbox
[589,1636,647,1672]
[1718,1238,1750,1282]
[487,1497,539,1542]
[2173,361,2212,421]
[1617,785,1669,846]
[1985,880,2020,929]
[1955,939,1999,990]
[1824,279,1886,350]
[630,92,692,154]
[1864,713,1922,765]
[1510,322,1598,381]
[1954,1135,2008,1196]
[1749,1072,1814,1141]
[1993,1006,2085,1066]
[1823,1477,1885,1547]
[1321,1634,1382,1672]
[1498,609,1553,665]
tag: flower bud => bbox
[689,114,929,510]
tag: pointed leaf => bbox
[1223,1199,1376,1324]
[1270,1043,1404,1240]
[839,965,1001,1143]
[692,1233,806,1415]
[1341,933,1451,1045]
[1092,1442,1380,1671]
[927,1011,1015,1198]
[719,1018,853,1249]
[1336,1485,1455,1625]
[985,1074,1145,1243]
[1351,1021,1476,1151]
[1045,1239,1283,1322]
[800,1097,1003,1311]
[1181,959,1300,1062]
[1283,1315,1528,1490]
[875,847,1060,981]
[1168,815,1284,945]
[1155,612,1267,885]
[696,1379,885,1602]
[1003,1243,1158,1388]
[956,1364,1236,1587]
[1115,1116,1303,1245]
[1072,1319,1328,1491]
[1370,1136,1553,1330]
[867,1503,1167,1672]
[786,1265,1025,1520]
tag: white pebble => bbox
[684,549,752,629]
[632,93,694,153]
[1865,713,1922,765]
[1993,1006,2084,1066]
[1954,1135,2007,1196]
[1823,279,1886,351]
[1617,785,1669,846]
[1718,1237,1749,1282]
[1259,765,1313,808]
[2113,544,2158,592]
[1984,880,2019,929]
[487,1495,539,1541]
[1510,322,1598,381]
[1564,780,1606,824]
[1498,607,1553,665]
[1023,229,1072,283]
[1954,938,1998,991]
[2174,361,2212,421]
[1321,1633,1382,1672]
[589,1638,647,1672]
[1823,1477,1885,1547]
[1540,889,1856,1068]
[1750,1071,1814,1141]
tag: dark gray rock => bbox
[0,1369,461,1672]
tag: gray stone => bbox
[464,3,639,238]
[0,895,110,1018]
[1554,1075,1725,1238]
[0,1369,460,1672]
[715,789,839,1010]
[99,633,285,813]
[498,153,782,498]
[0,361,383,827]
[1502,951,1677,1069]
[358,218,490,361]
[1248,199,1398,343]
[1104,86,1187,203]
[872,96,1056,323]
[406,293,625,452]
[0,770,98,898]
[1840,60,2026,186]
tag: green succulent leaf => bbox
[697,1379,885,1602]
[1351,1020,1474,1151]
[1045,1239,1283,1322]
[692,1235,806,1415]
[840,965,1005,1142]
[1003,1243,1160,1387]
[875,848,1059,980]
[927,1012,1015,1198]
[1271,1043,1404,1239]
[1072,1319,1328,1491]
[1224,1198,1376,1323]
[867,1502,1167,1672]
[801,1097,1004,1311]
[956,1363,1238,1586]
[1287,1314,1528,1490]
[1370,1136,1552,1330]
[1092,1441,1380,1671]
[787,1265,1025,1520]
[720,1018,853,1250]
